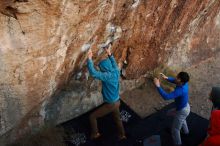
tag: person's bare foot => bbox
[118,135,127,141]
[90,132,101,140]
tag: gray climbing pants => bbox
[172,104,190,145]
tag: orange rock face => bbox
[0,0,220,141]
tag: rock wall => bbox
[0,0,220,142]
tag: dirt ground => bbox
[122,52,220,120]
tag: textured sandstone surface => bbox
[0,0,220,143]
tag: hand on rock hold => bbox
[87,49,93,59]
[105,44,112,56]
[160,73,168,80]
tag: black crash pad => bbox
[60,102,209,146]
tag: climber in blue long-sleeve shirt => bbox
[153,72,190,146]
[157,75,189,111]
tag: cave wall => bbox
[0,0,220,141]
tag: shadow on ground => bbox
[60,101,208,146]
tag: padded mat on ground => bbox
[60,102,209,146]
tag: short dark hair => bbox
[177,72,190,84]
[210,87,220,109]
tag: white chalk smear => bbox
[131,0,140,8]
[81,43,91,52]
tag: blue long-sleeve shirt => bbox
[87,55,120,103]
[157,77,189,111]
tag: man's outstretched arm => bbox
[157,87,182,100]
[87,59,110,82]
[105,44,118,69]
[160,73,176,84]
[109,55,118,69]
[167,77,176,84]
[154,78,181,100]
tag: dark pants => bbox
[89,100,125,137]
